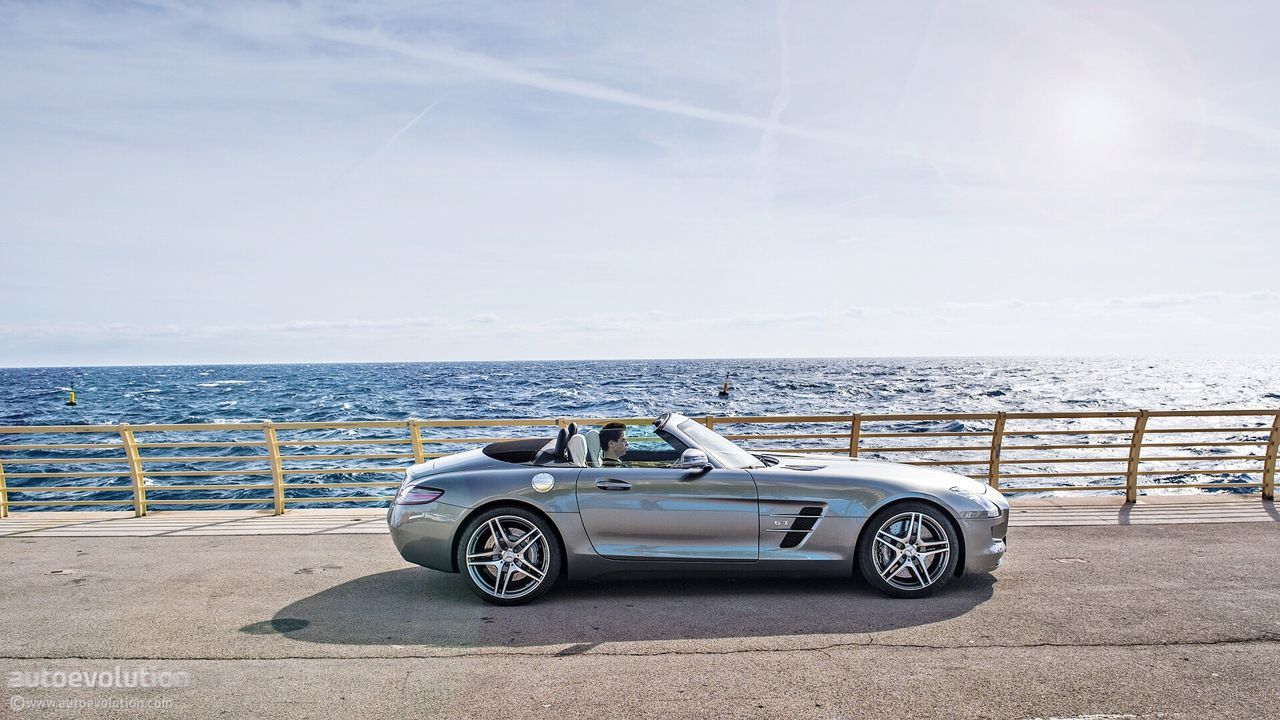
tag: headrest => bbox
[567,434,587,467]
[585,430,602,467]
[552,427,568,463]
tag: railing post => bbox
[264,421,285,515]
[408,420,426,464]
[704,416,715,429]
[988,412,1007,490]
[848,413,862,458]
[1125,410,1150,503]
[555,417,568,431]
[119,424,146,517]
[1262,410,1280,501]
[0,458,8,518]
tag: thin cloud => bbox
[754,0,792,205]
[332,96,445,186]
[301,22,873,151]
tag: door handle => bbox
[595,478,632,491]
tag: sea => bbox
[2,357,1278,510]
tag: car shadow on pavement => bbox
[270,567,995,648]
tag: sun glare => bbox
[983,8,1204,223]
[1061,87,1132,150]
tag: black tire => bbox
[455,506,562,606]
[857,501,960,599]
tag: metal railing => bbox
[0,408,1276,516]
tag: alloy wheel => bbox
[870,511,952,591]
[464,515,551,601]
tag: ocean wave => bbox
[5,357,1280,509]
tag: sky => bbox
[2,0,1278,366]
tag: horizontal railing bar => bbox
[279,453,415,461]
[1002,429,1132,436]
[1001,443,1131,451]
[712,415,871,423]
[747,445,849,450]
[282,496,391,503]
[1003,411,1140,420]
[1146,409,1278,417]
[1000,485,1127,493]
[421,436,542,444]
[999,471,1131,479]
[999,456,1131,465]
[282,482,401,489]
[0,457,130,465]
[1133,482,1263,489]
[1139,440,1266,447]
[139,455,271,464]
[137,441,267,449]
[0,426,125,434]
[860,431,993,438]
[1143,427,1269,434]
[0,443,122,451]
[275,438,406,447]
[6,486,134,493]
[858,445,990,453]
[902,459,993,466]
[4,471,132,479]
[106,424,270,433]
[1139,454,1261,462]
[134,470,273,477]
[278,468,404,475]
[8,500,136,507]
[145,498,271,505]
[418,419,559,428]
[143,484,276,491]
[723,433,849,441]
[1135,468,1261,476]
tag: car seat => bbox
[585,430,602,467]
[567,433,587,467]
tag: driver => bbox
[599,422,629,467]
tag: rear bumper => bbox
[388,501,468,573]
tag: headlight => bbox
[950,485,1001,518]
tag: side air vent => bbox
[778,506,824,549]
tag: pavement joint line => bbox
[2,633,1277,662]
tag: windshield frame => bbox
[676,419,764,469]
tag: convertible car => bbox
[388,412,1008,605]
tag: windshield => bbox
[677,419,764,469]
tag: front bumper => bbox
[959,506,1008,574]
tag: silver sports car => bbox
[388,412,1009,605]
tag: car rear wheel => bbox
[858,502,960,598]
[456,507,561,606]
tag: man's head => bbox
[599,422,628,460]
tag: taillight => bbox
[397,485,444,505]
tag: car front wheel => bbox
[858,502,960,598]
[456,507,561,605]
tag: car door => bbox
[575,466,759,561]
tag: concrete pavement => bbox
[1,500,1278,719]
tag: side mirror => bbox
[675,448,713,473]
